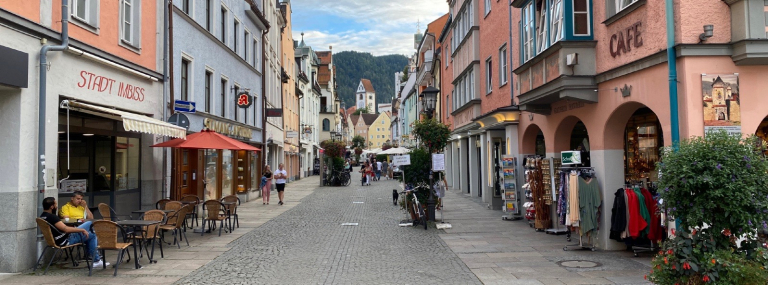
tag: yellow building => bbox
[368,112,391,148]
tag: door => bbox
[477,145,482,197]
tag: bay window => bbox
[520,0,592,63]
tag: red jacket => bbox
[626,189,647,238]
[641,188,661,241]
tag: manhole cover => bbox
[558,260,601,268]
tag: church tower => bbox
[356,79,376,113]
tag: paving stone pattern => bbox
[175,172,481,285]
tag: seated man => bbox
[59,191,94,221]
[40,197,109,268]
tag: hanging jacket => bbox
[641,188,662,241]
[626,189,648,238]
[610,188,627,241]
[633,187,651,237]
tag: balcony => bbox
[416,50,434,86]
[513,41,598,115]
[320,104,337,114]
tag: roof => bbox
[316,51,332,65]
[346,106,357,116]
[350,115,360,126]
[361,79,375,93]
[361,113,379,125]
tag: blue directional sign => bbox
[174,100,196,113]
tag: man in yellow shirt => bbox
[59,191,94,221]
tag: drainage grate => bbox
[340,223,359,226]
[557,260,601,268]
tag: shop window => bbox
[115,137,139,191]
[204,150,219,201]
[624,108,663,184]
[222,150,234,197]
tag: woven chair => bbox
[201,200,230,237]
[90,220,134,277]
[220,195,241,230]
[34,218,89,275]
[134,210,165,262]
[155,198,172,210]
[159,205,191,248]
[180,195,201,228]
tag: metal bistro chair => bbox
[201,200,230,237]
[180,195,201,228]
[155,198,172,210]
[133,210,166,262]
[90,220,134,277]
[159,205,192,248]
[34,218,90,275]
[220,195,241,230]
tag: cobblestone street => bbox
[174,172,480,285]
[0,171,653,285]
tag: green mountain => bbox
[334,51,408,113]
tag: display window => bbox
[624,108,663,184]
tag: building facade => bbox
[296,38,320,177]
[0,0,177,272]
[355,79,376,111]
[280,0,299,181]
[317,49,340,142]
[170,0,267,203]
[263,0,284,174]
[368,112,392,148]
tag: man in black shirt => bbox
[40,197,108,268]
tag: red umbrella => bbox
[151,129,261,151]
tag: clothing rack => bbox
[630,189,664,257]
[561,166,599,252]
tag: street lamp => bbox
[330,131,339,142]
[419,86,440,221]
[419,86,439,120]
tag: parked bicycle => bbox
[324,169,351,186]
[401,185,428,230]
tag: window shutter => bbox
[88,0,100,28]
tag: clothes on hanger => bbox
[567,171,580,226]
[609,188,627,241]
[578,176,601,237]
[557,171,568,225]
[640,188,662,241]
[633,187,651,237]
[625,188,647,238]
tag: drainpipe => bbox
[262,28,268,174]
[162,0,170,199]
[509,0,515,106]
[666,0,680,147]
[38,0,70,218]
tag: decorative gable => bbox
[357,81,365,93]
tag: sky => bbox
[289,0,449,56]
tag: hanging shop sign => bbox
[266,108,283,117]
[286,131,298,138]
[702,74,741,136]
[609,21,643,58]
[236,91,253,108]
[203,118,253,139]
[561,151,582,165]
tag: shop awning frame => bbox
[61,100,186,139]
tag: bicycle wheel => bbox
[343,173,351,186]
[419,204,427,230]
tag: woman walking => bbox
[365,162,374,186]
[262,165,273,205]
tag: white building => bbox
[295,37,320,177]
[264,0,285,170]
[355,79,376,112]
[378,103,392,115]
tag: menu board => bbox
[60,179,87,193]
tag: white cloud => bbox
[290,0,448,56]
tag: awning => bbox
[62,100,186,139]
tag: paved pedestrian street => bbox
[1,171,652,285]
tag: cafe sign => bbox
[609,21,643,58]
[204,118,253,139]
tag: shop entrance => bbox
[623,108,663,185]
[756,116,768,155]
[535,130,545,157]
[569,121,590,166]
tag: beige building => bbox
[368,112,392,148]
[280,0,299,180]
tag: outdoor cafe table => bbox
[116,220,162,267]
[131,209,175,216]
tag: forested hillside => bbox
[334,51,408,113]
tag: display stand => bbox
[545,158,568,235]
[501,156,520,220]
[561,166,598,251]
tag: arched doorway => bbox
[623,107,664,185]
[535,130,546,157]
[522,124,546,157]
[755,115,768,155]
[554,116,590,166]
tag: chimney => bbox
[329,45,333,50]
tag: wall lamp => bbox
[699,25,713,42]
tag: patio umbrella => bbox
[378,147,409,155]
[151,129,261,151]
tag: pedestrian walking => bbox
[375,160,382,181]
[382,160,390,180]
[360,161,369,185]
[275,163,288,205]
[262,165,273,205]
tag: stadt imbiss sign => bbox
[609,21,643,58]
[77,70,145,102]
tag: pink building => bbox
[510,0,768,249]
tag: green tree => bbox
[333,51,408,108]
[351,135,366,149]
[352,107,370,115]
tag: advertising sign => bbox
[561,151,582,165]
[392,154,411,166]
[431,153,445,171]
[702,74,741,136]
